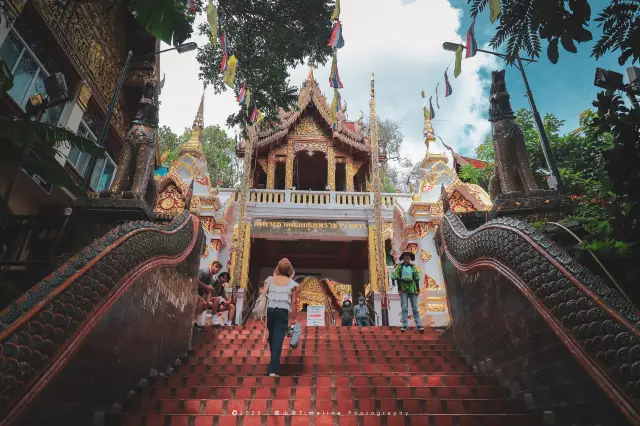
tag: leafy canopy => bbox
[195,0,334,130]
[469,0,639,65]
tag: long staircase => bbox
[114,325,539,426]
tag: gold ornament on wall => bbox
[406,243,418,254]
[420,249,432,263]
[155,184,185,215]
[424,274,439,289]
[210,239,222,252]
[202,244,209,259]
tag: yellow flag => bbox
[454,45,463,78]
[207,0,218,48]
[223,55,237,88]
[489,0,501,24]
[330,0,340,21]
[245,88,251,113]
[423,106,430,121]
[257,110,264,122]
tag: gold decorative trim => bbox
[420,249,432,263]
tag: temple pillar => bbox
[346,157,354,192]
[239,222,251,289]
[285,140,294,189]
[327,146,336,191]
[367,224,379,293]
[267,151,276,189]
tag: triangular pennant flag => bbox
[237,83,247,104]
[435,83,440,108]
[454,46,463,78]
[429,97,435,120]
[329,54,343,88]
[207,0,218,48]
[245,88,251,114]
[328,20,345,49]
[465,20,478,58]
[423,106,430,121]
[249,107,263,124]
[489,0,501,24]
[331,0,341,21]
[223,55,237,88]
[220,34,229,73]
[188,0,196,13]
[444,70,453,96]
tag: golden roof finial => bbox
[193,90,205,131]
[308,63,315,81]
[181,90,206,153]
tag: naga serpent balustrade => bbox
[436,199,640,424]
[0,211,202,425]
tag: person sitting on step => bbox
[210,272,235,326]
[355,295,370,326]
[392,251,425,333]
[263,258,299,377]
[340,299,354,326]
[194,261,222,329]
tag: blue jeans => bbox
[356,317,369,326]
[267,307,289,374]
[400,292,421,328]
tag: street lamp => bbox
[594,66,640,110]
[83,42,198,190]
[442,42,564,193]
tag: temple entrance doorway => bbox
[247,238,369,323]
[293,151,328,190]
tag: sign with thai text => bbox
[306,305,325,326]
[252,219,367,237]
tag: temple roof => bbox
[237,66,369,156]
[451,152,491,169]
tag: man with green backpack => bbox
[392,251,424,332]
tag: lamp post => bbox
[442,42,564,193]
[83,42,198,190]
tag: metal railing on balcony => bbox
[231,189,411,207]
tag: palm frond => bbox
[129,0,195,46]
[0,118,105,158]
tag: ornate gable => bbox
[237,67,369,156]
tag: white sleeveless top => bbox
[266,276,299,311]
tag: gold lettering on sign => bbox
[253,220,367,230]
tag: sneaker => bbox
[417,326,425,332]
[269,373,279,377]
[400,327,407,332]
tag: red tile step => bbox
[114,413,539,426]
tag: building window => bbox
[0,29,63,125]
[67,122,118,192]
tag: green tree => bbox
[195,0,334,130]
[159,124,241,187]
[469,0,638,65]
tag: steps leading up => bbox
[110,326,540,426]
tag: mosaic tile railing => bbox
[0,211,201,423]
[437,209,640,425]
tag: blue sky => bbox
[448,0,622,140]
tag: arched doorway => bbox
[293,151,328,190]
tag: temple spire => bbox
[181,90,205,153]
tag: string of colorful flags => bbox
[423,0,500,121]
[206,0,264,124]
[328,0,345,129]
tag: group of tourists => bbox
[195,249,425,377]
[194,261,236,329]
[340,295,371,326]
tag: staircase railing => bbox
[437,208,640,425]
[0,211,203,426]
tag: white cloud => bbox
[158,0,498,160]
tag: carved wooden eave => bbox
[237,69,369,157]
